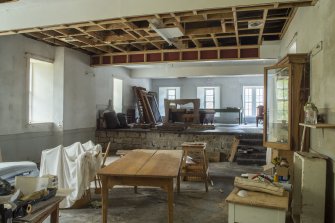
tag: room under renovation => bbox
[0,0,334,222]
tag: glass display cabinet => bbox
[263,54,309,151]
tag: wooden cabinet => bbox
[263,54,309,150]
[226,188,289,223]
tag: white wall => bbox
[152,76,263,123]
[279,0,335,221]
[0,35,55,135]
[63,48,96,130]
[0,35,96,161]
[94,66,151,114]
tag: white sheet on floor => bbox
[39,141,102,208]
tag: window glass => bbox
[243,86,264,117]
[113,78,123,113]
[28,58,54,124]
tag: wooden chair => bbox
[94,141,111,194]
[256,105,264,127]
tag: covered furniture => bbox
[39,141,102,208]
[256,105,264,127]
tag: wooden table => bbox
[226,188,288,223]
[214,108,242,124]
[98,149,183,223]
[13,196,64,223]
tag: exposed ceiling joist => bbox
[0,0,316,56]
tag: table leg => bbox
[101,176,109,223]
[167,179,174,223]
[177,170,180,193]
[50,205,59,223]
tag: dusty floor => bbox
[58,162,262,223]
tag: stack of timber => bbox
[133,86,162,127]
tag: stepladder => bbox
[180,142,211,192]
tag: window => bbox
[167,89,176,100]
[204,88,215,109]
[113,78,123,113]
[196,87,220,114]
[28,58,54,124]
[276,78,289,120]
[158,87,180,116]
[243,86,264,117]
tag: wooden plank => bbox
[98,150,156,176]
[137,150,183,178]
[228,137,240,162]
[226,187,289,210]
[232,7,240,45]
[258,9,268,44]
[299,123,335,128]
[234,177,285,196]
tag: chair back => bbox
[256,105,264,117]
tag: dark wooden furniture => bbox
[264,54,309,151]
[13,196,64,223]
[164,99,200,124]
[214,108,242,124]
[256,105,264,127]
[98,149,183,223]
[199,110,215,124]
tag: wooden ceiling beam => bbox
[191,37,201,48]
[232,7,240,45]
[186,26,222,35]
[211,34,219,47]
[258,9,269,44]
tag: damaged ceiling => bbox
[0,0,316,63]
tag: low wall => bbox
[95,129,262,162]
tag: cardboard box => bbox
[276,166,289,177]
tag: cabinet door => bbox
[264,65,291,150]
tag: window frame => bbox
[243,86,264,117]
[26,54,54,126]
[158,87,180,116]
[166,88,176,100]
[204,87,215,109]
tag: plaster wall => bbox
[63,48,96,130]
[0,35,55,135]
[152,76,263,123]
[279,1,335,221]
[0,36,96,162]
[94,66,151,113]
